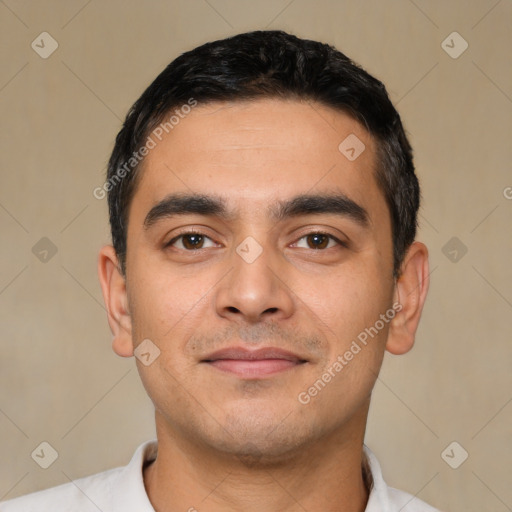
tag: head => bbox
[98,30,429,462]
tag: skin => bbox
[98,98,429,512]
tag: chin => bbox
[216,435,312,468]
[201,407,318,466]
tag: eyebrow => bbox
[143,192,370,230]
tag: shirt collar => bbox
[111,439,157,512]
[363,444,394,512]
[112,440,394,511]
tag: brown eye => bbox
[167,233,217,250]
[181,234,204,249]
[306,233,330,249]
[295,233,340,250]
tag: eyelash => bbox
[165,230,347,250]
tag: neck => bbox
[144,407,370,512]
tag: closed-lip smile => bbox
[201,347,308,377]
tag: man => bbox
[2,30,438,511]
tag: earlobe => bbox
[97,245,134,358]
[385,242,430,355]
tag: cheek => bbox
[302,260,393,335]
[299,270,390,415]
[128,260,212,344]
[136,360,191,426]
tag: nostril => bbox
[264,308,278,314]
[226,306,240,313]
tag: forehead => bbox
[129,98,386,224]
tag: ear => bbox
[386,241,430,355]
[97,245,133,357]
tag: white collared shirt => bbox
[1,440,440,511]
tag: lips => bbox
[202,347,307,377]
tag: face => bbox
[108,98,401,460]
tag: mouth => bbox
[201,347,308,377]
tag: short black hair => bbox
[106,30,419,278]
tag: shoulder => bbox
[387,486,442,512]
[0,466,123,512]
[363,445,442,512]
[0,440,158,512]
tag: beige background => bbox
[1,1,511,510]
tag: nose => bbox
[214,241,295,324]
